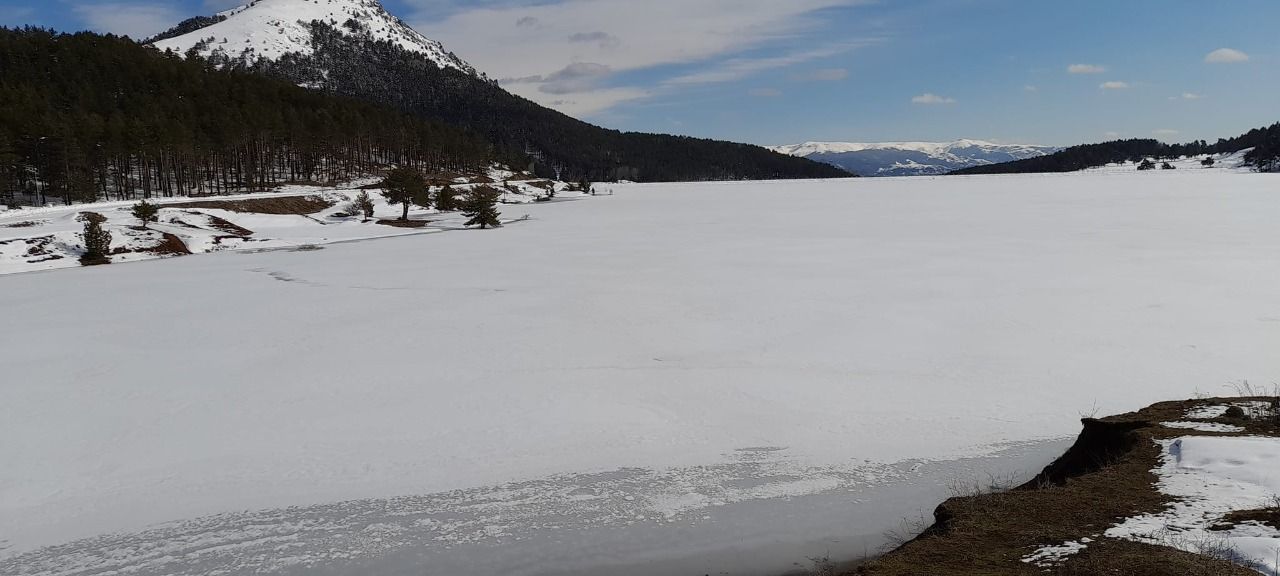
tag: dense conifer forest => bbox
[0,28,493,207]
[198,20,848,183]
[952,123,1280,175]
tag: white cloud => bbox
[749,88,783,98]
[413,0,870,117]
[73,2,183,38]
[911,93,956,105]
[541,87,652,117]
[664,44,859,86]
[1169,92,1203,101]
[1205,48,1249,64]
[1068,64,1106,74]
[505,62,614,95]
[1100,81,1129,90]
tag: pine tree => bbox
[78,212,112,266]
[352,190,375,220]
[378,167,427,221]
[1201,157,1216,167]
[131,199,159,228]
[435,185,457,211]
[461,187,502,229]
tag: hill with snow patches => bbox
[151,0,476,75]
[771,140,1059,176]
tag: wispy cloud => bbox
[1205,48,1249,63]
[1099,81,1129,90]
[664,44,860,86]
[911,93,956,105]
[413,0,870,117]
[72,2,183,38]
[1169,92,1203,100]
[1023,85,1039,92]
[1067,63,1106,74]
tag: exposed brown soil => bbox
[204,214,254,236]
[376,219,431,228]
[145,232,192,255]
[167,195,334,215]
[1213,508,1280,531]
[852,398,1272,576]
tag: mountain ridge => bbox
[771,139,1059,177]
[151,0,476,76]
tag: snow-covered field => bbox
[2,169,1278,575]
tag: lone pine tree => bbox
[461,187,502,229]
[379,168,427,221]
[78,212,112,266]
[352,190,375,220]
[131,200,159,228]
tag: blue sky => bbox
[2,0,1275,146]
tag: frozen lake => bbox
[2,171,1278,575]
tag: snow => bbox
[1188,405,1233,419]
[1108,436,1280,573]
[0,178,562,275]
[152,0,475,75]
[1162,421,1246,433]
[770,139,1053,158]
[2,170,1279,574]
[1022,537,1092,568]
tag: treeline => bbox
[953,123,1280,175]
[202,20,848,183]
[0,28,492,207]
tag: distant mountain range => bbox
[770,140,1059,177]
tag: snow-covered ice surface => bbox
[3,170,1279,574]
[1107,436,1280,573]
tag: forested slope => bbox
[0,28,492,207]
[952,123,1280,175]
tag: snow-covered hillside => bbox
[3,170,1278,576]
[771,139,1058,176]
[0,171,567,275]
[151,0,476,75]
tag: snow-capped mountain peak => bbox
[151,0,476,75]
[770,139,1059,176]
